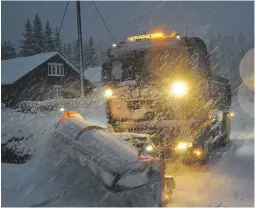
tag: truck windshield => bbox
[111,50,146,81]
[102,47,189,82]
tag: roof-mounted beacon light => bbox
[127,32,165,42]
[127,31,181,42]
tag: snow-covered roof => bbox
[1,52,79,85]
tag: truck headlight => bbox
[104,89,113,98]
[145,145,153,152]
[176,142,192,151]
[170,81,188,97]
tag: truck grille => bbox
[127,100,176,121]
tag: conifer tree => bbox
[32,14,44,54]
[20,17,34,56]
[54,27,62,52]
[2,40,17,60]
[44,20,54,52]
[88,36,98,67]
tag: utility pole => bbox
[76,0,84,99]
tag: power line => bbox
[59,1,69,34]
[92,1,115,42]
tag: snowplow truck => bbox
[102,31,232,162]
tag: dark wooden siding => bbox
[1,54,95,106]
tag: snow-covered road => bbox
[1,93,254,207]
[168,98,254,207]
[168,133,254,207]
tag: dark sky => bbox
[1,1,254,47]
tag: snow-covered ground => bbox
[1,88,254,206]
[1,93,108,207]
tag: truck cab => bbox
[102,31,231,162]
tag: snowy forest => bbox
[1,14,106,68]
[1,14,253,94]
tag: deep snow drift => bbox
[1,94,108,206]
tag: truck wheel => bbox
[162,176,175,204]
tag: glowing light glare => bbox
[170,81,188,96]
[104,89,113,98]
[127,32,164,42]
[128,37,134,42]
[127,31,181,42]
[150,32,164,39]
[237,84,254,117]
[145,145,153,152]
[112,43,117,47]
[239,49,254,91]
[164,193,171,202]
[228,112,235,117]
[176,142,192,150]
[60,107,65,112]
[194,150,202,157]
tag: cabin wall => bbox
[1,54,94,106]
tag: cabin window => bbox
[48,63,64,76]
[53,85,62,98]
[57,65,60,74]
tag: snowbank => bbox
[19,97,92,113]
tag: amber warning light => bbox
[127,31,179,42]
[128,32,164,42]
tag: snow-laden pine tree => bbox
[207,33,221,75]
[231,31,247,95]
[1,40,17,60]
[72,39,80,69]
[88,36,98,67]
[32,14,44,54]
[66,43,73,62]
[222,34,237,80]
[54,27,62,53]
[83,41,90,68]
[96,39,109,65]
[238,31,246,57]
[43,20,54,52]
[62,44,67,56]
[20,18,34,57]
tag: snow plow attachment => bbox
[52,111,171,207]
